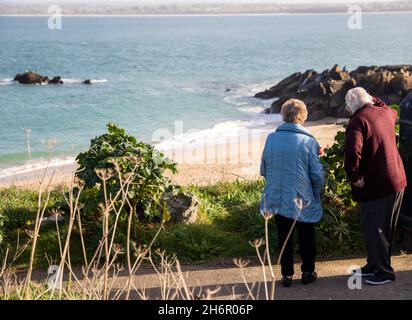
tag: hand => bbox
[318,147,325,157]
[372,96,386,108]
[353,177,365,188]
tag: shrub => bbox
[75,123,177,222]
[320,127,363,253]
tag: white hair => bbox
[345,87,373,114]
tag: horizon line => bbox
[1,10,412,17]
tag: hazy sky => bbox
[3,0,402,4]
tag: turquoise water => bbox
[0,13,411,169]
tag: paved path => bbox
[106,254,412,300]
[20,254,412,300]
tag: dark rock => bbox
[255,72,302,99]
[40,212,65,227]
[48,76,63,84]
[13,71,95,86]
[256,65,412,120]
[13,71,49,84]
[163,191,199,224]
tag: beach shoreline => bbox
[0,118,345,189]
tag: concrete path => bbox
[18,253,412,300]
[106,254,412,300]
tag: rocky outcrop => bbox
[13,71,93,85]
[255,65,412,120]
[13,71,49,84]
[163,191,199,224]
[48,76,63,84]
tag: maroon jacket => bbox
[344,97,407,202]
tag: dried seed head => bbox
[122,172,135,182]
[294,197,309,211]
[95,168,115,181]
[233,258,250,268]
[249,238,265,248]
[127,156,142,165]
[112,243,123,254]
[262,211,274,220]
[73,176,85,188]
[206,286,221,300]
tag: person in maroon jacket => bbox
[344,87,407,285]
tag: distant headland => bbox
[1,1,412,16]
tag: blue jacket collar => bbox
[276,122,315,138]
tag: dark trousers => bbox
[275,214,316,276]
[360,190,405,280]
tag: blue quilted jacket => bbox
[260,123,324,223]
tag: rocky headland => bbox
[255,65,412,120]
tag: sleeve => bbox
[373,96,397,120]
[260,137,269,178]
[372,96,388,108]
[344,121,364,183]
[308,139,325,197]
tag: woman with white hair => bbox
[260,99,324,287]
[344,87,407,285]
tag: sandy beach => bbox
[0,118,345,189]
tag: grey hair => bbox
[345,87,373,114]
[281,99,308,124]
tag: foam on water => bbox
[155,80,283,151]
[237,106,265,113]
[61,78,108,84]
[0,78,107,85]
[0,78,15,85]
[0,113,282,179]
[0,157,76,179]
[156,113,282,152]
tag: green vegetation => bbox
[0,178,364,267]
[0,122,378,269]
[320,129,363,252]
[0,188,85,268]
[75,122,177,222]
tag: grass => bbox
[0,178,369,300]
[0,187,86,269]
[0,179,364,269]
[0,181,262,267]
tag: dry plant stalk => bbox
[234,197,306,300]
[1,161,216,301]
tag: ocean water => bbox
[0,13,411,174]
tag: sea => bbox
[0,13,411,177]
